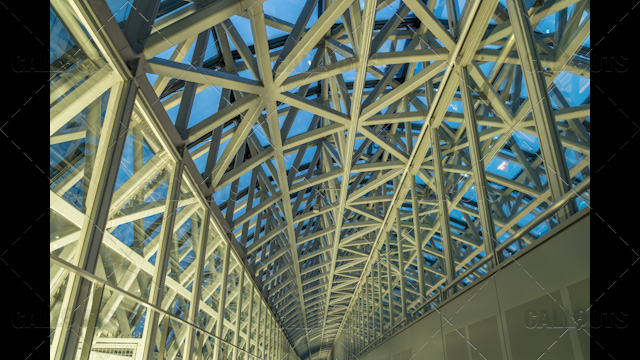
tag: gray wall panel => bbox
[503,291,575,359]
[444,329,470,360]
[358,305,444,360]
[567,277,590,359]
[440,278,507,360]
[333,211,590,360]
[468,315,503,360]
[495,213,589,360]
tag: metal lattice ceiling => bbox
[50,0,590,358]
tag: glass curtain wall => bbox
[49,2,296,359]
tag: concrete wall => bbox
[332,209,590,360]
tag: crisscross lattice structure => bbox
[50,0,590,359]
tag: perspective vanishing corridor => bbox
[49,0,590,359]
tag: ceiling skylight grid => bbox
[50,0,590,359]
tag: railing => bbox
[49,254,264,360]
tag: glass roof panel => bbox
[50,0,590,358]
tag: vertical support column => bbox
[132,124,145,255]
[369,272,375,344]
[196,326,207,360]
[279,327,283,359]
[263,315,268,360]
[142,161,185,359]
[376,263,383,345]
[77,283,104,360]
[362,282,367,347]
[369,278,374,345]
[265,315,270,360]
[246,287,254,359]
[278,328,284,360]
[352,316,356,356]
[369,268,377,343]
[157,314,171,360]
[351,315,355,356]
[233,272,245,359]
[348,316,355,355]
[52,79,137,360]
[393,187,408,323]
[352,303,357,354]
[82,101,99,212]
[187,209,211,360]
[367,283,372,346]
[363,283,368,349]
[270,317,275,360]
[370,269,377,345]
[362,298,366,348]
[360,300,365,353]
[273,317,277,360]
[268,315,274,360]
[361,297,366,349]
[275,329,280,360]
[273,329,278,360]
[345,316,349,357]
[258,302,264,358]
[214,246,231,360]
[385,233,394,331]
[356,301,360,353]
[507,0,577,222]
[459,67,499,268]
[410,177,426,299]
[355,300,361,354]
[430,127,456,298]
[366,272,372,345]
[353,302,357,354]
[365,275,369,347]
